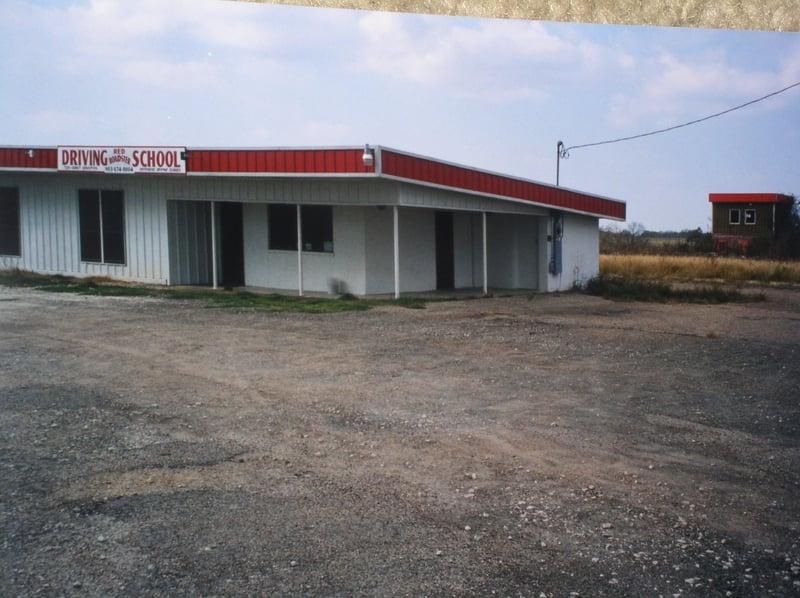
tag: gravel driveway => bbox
[1,285,799,596]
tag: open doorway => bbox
[435,211,454,290]
[168,200,245,287]
[218,202,244,288]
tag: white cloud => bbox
[10,0,334,100]
[354,14,637,105]
[607,43,800,129]
[65,0,277,51]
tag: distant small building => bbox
[708,193,795,255]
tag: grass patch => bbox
[0,269,428,313]
[584,275,765,304]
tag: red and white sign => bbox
[57,146,186,174]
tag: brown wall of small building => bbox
[712,203,775,237]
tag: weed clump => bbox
[584,275,765,304]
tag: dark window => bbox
[268,204,297,250]
[79,190,101,262]
[268,204,333,253]
[0,187,21,256]
[744,209,756,225]
[301,205,333,253]
[79,189,125,264]
[729,209,741,225]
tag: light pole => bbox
[556,140,568,186]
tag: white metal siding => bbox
[397,182,548,216]
[364,207,435,294]
[20,177,79,275]
[364,207,395,294]
[0,173,169,283]
[330,207,366,295]
[0,171,598,295]
[562,213,599,289]
[399,208,436,292]
[243,205,367,295]
[537,213,599,291]
[242,203,269,288]
[487,214,538,289]
[168,178,396,206]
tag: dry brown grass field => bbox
[600,254,800,285]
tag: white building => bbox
[0,144,625,296]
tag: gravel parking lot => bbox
[1,284,799,597]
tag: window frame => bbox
[0,187,21,257]
[267,204,333,254]
[78,189,126,265]
[729,208,741,225]
[268,204,298,251]
[744,208,756,225]
[301,205,333,253]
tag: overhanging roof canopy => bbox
[0,144,626,220]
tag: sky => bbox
[2,0,799,231]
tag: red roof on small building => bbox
[708,193,794,204]
[0,144,626,220]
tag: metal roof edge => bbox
[382,173,625,220]
[377,145,626,208]
[185,145,365,152]
[0,167,57,173]
[185,171,379,178]
[708,192,795,203]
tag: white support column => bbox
[393,205,400,299]
[210,201,218,290]
[297,204,303,297]
[482,211,488,295]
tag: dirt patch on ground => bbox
[1,286,799,596]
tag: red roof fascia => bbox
[708,193,793,204]
[0,145,625,219]
[0,147,58,170]
[380,148,626,220]
[186,148,373,174]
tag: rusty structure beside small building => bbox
[708,193,795,256]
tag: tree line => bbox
[601,197,799,258]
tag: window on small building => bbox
[0,187,21,256]
[729,208,741,225]
[79,189,125,264]
[268,204,333,253]
[744,209,756,225]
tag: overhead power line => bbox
[559,80,800,157]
